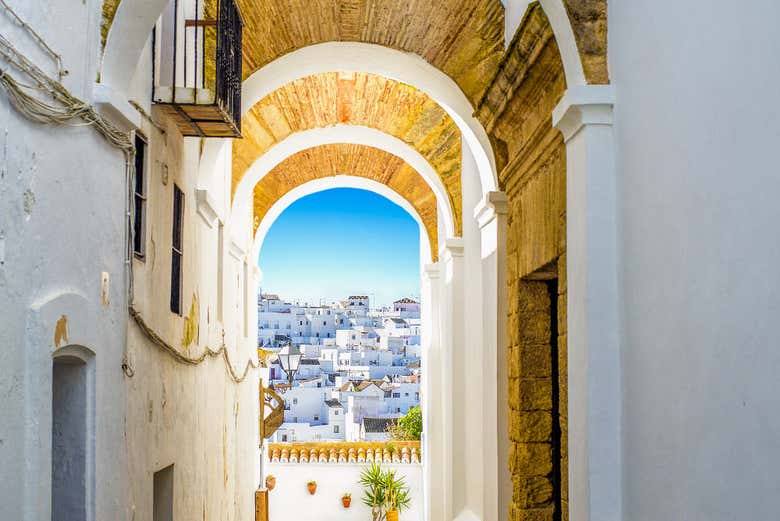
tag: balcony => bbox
[153,0,243,137]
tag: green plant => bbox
[383,470,411,512]
[359,462,411,521]
[342,493,351,499]
[388,406,422,441]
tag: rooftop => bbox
[268,441,421,464]
[362,417,398,433]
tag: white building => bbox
[393,297,421,317]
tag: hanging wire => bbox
[0,0,259,383]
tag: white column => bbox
[552,85,621,521]
[420,263,441,521]
[474,192,509,521]
[440,238,464,521]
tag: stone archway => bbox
[248,144,441,262]
[98,3,618,521]
[251,175,435,267]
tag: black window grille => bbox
[133,134,147,258]
[170,185,184,314]
[155,0,243,137]
[214,0,242,132]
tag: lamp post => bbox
[277,343,302,386]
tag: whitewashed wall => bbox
[0,2,261,520]
[609,1,780,519]
[0,1,126,520]
[266,462,423,521]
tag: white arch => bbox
[232,125,456,240]
[241,42,499,195]
[101,1,589,106]
[101,0,169,93]
[504,0,586,85]
[252,175,433,269]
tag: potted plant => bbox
[359,462,411,521]
[383,470,410,521]
[307,480,317,495]
[265,474,276,491]
[341,493,352,508]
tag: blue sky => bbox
[258,188,420,307]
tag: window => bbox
[293,398,298,405]
[393,392,401,398]
[292,417,297,422]
[396,407,401,413]
[334,425,340,433]
[404,393,409,397]
[281,434,288,442]
[153,464,174,521]
[170,185,184,314]
[323,321,327,325]
[334,410,339,416]
[132,134,147,258]
[314,415,319,421]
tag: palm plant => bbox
[383,470,411,513]
[359,462,411,521]
[360,462,387,521]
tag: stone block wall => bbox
[476,3,569,520]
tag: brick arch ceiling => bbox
[252,143,439,261]
[237,0,506,105]
[233,71,463,234]
[101,0,609,87]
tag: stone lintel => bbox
[474,191,509,230]
[92,82,142,130]
[552,85,615,143]
[442,238,465,259]
[195,188,220,228]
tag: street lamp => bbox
[277,343,302,385]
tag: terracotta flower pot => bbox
[265,476,276,491]
[386,509,399,521]
[307,482,317,495]
[341,496,351,508]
